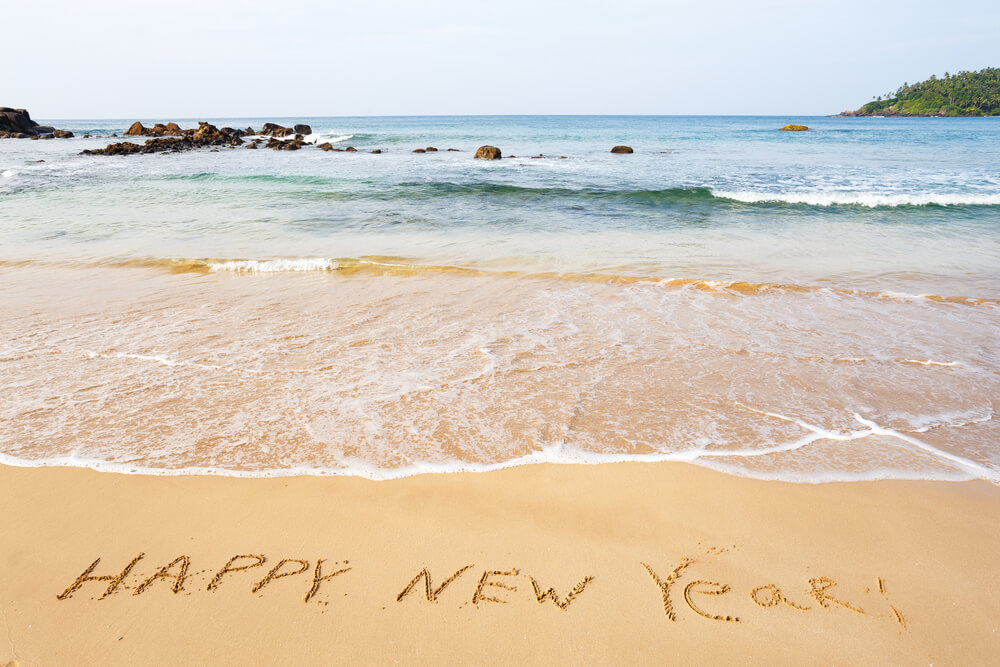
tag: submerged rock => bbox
[345,146,357,152]
[780,124,809,131]
[425,147,437,152]
[610,145,634,153]
[413,148,426,153]
[474,145,502,160]
[370,149,382,154]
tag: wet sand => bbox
[1,461,998,665]
[4,265,997,482]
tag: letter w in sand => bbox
[530,575,594,610]
[396,565,474,603]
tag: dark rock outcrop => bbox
[124,121,186,137]
[293,124,312,135]
[413,148,426,153]
[425,147,437,152]
[85,142,144,156]
[265,136,304,150]
[474,145,502,160]
[0,107,37,134]
[260,123,296,137]
[345,146,357,152]
[1,107,73,138]
[370,149,382,154]
[317,142,333,151]
[82,122,244,155]
[53,130,74,138]
[610,145,633,154]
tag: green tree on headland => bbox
[841,67,1000,116]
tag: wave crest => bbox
[714,190,1000,208]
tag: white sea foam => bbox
[1,409,995,484]
[714,190,1000,207]
[901,359,959,366]
[207,258,340,272]
[86,350,224,371]
[304,133,353,144]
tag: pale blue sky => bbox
[5,0,998,118]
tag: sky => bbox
[4,0,999,118]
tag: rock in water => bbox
[53,130,74,138]
[82,142,144,156]
[474,145,502,160]
[293,124,312,135]
[0,107,37,134]
[780,125,809,131]
[0,107,78,138]
[610,145,634,153]
[260,123,295,137]
[124,121,146,136]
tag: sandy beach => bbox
[2,461,997,665]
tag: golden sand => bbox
[1,461,998,664]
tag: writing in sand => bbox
[53,545,907,630]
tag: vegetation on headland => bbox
[840,67,1000,117]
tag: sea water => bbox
[1,115,997,482]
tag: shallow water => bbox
[1,116,998,482]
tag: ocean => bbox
[1,115,997,482]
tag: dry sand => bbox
[1,461,998,665]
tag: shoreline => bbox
[2,461,998,664]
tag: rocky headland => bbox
[837,67,999,117]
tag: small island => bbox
[839,67,999,117]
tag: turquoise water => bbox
[2,115,999,293]
[1,116,998,481]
